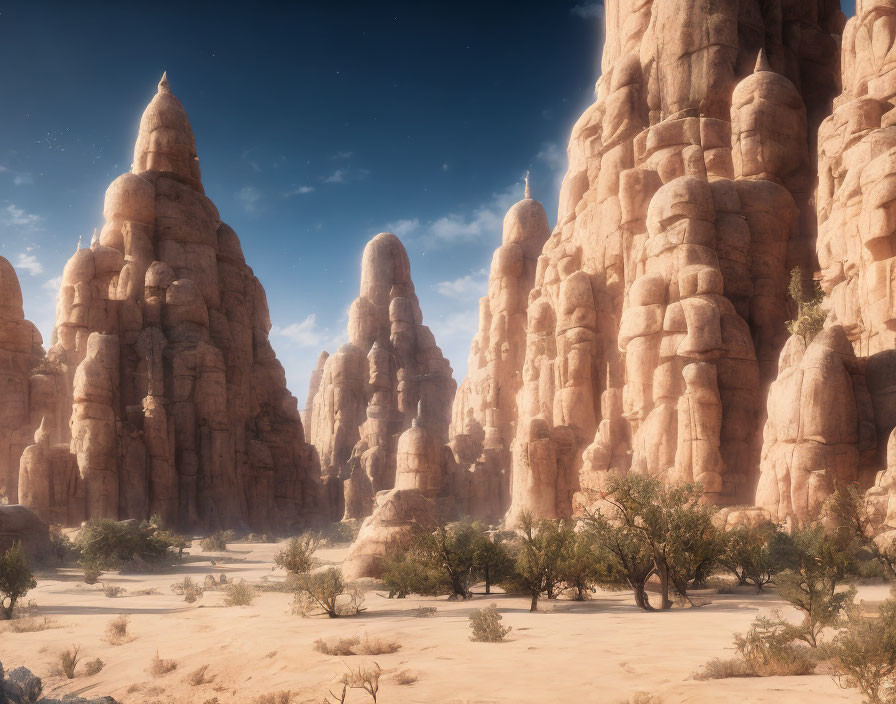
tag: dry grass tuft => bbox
[618,695,663,704]
[186,664,215,686]
[84,658,104,676]
[413,606,437,617]
[223,581,255,606]
[3,616,59,633]
[313,634,400,656]
[105,615,131,645]
[357,634,401,655]
[171,576,203,603]
[59,644,81,679]
[253,692,295,704]
[314,636,360,656]
[102,583,126,598]
[148,651,178,677]
[393,670,418,685]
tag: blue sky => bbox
[0,1,853,406]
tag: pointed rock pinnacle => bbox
[755,49,771,73]
[158,71,170,94]
[524,170,531,199]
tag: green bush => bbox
[0,541,37,620]
[500,513,571,612]
[785,266,826,344]
[274,535,318,575]
[200,530,234,552]
[76,519,185,575]
[825,596,896,704]
[223,581,255,606]
[469,604,511,642]
[380,546,444,598]
[293,568,364,617]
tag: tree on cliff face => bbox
[592,473,721,609]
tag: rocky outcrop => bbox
[17,74,320,532]
[0,505,50,562]
[0,257,64,505]
[450,177,550,522]
[309,233,455,521]
[505,0,844,523]
[0,657,119,704]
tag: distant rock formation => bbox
[449,176,550,522]
[503,0,844,523]
[17,74,320,532]
[308,232,456,521]
[0,257,64,505]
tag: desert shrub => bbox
[469,603,511,642]
[47,525,79,565]
[4,616,59,633]
[317,521,359,546]
[0,541,37,620]
[186,664,214,686]
[786,266,826,344]
[342,662,382,702]
[82,562,103,584]
[824,596,896,704]
[105,614,130,644]
[380,547,443,598]
[414,606,436,617]
[293,568,364,617]
[223,581,255,606]
[84,658,104,676]
[501,513,571,612]
[393,670,417,685]
[314,636,361,656]
[826,486,896,583]
[471,529,515,595]
[696,657,755,679]
[200,530,233,552]
[720,522,791,592]
[102,583,126,598]
[76,518,184,574]
[60,644,81,679]
[618,695,663,704]
[254,692,294,704]
[776,525,858,647]
[357,634,400,655]
[171,576,204,603]
[274,534,318,575]
[733,615,816,676]
[148,651,177,677]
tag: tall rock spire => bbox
[524,170,531,199]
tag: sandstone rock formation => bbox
[450,177,550,522]
[308,233,455,521]
[17,74,320,531]
[0,257,64,505]
[505,1,844,523]
[0,505,51,562]
[342,404,452,579]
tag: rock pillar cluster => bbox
[16,74,320,531]
[308,232,456,521]
[505,0,844,523]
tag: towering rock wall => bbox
[450,179,550,521]
[0,258,65,505]
[19,74,320,531]
[506,0,844,523]
[308,232,456,521]
[756,0,896,527]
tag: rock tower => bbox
[18,74,320,531]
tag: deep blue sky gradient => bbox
[0,1,855,403]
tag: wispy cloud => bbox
[13,173,33,186]
[384,218,420,238]
[428,311,479,345]
[435,268,489,301]
[286,185,315,196]
[5,204,42,228]
[236,186,261,213]
[324,167,370,184]
[571,1,602,18]
[15,251,43,276]
[42,274,62,291]
[271,314,343,349]
[332,151,353,160]
[425,182,521,246]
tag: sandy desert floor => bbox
[0,538,883,704]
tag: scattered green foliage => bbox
[274,534,318,575]
[0,541,37,620]
[785,266,826,344]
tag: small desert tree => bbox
[826,486,896,582]
[785,266,826,344]
[557,523,613,601]
[0,541,37,620]
[501,513,568,612]
[776,526,857,647]
[825,596,896,704]
[583,508,655,610]
[379,544,443,598]
[274,534,318,575]
[471,529,514,595]
[413,521,481,599]
[721,521,791,592]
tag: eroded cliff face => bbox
[505,0,845,523]
[308,232,456,521]
[449,181,551,523]
[18,74,320,532]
